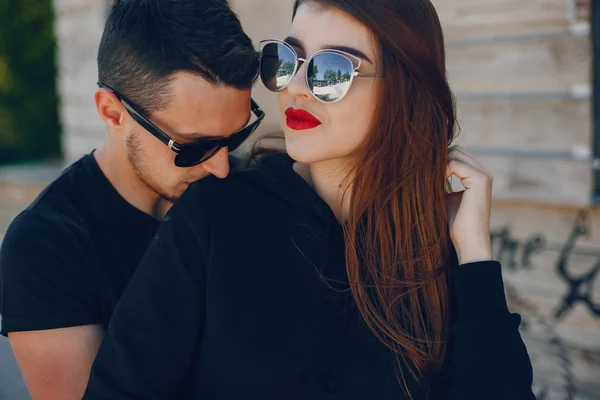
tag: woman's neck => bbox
[293,158,354,222]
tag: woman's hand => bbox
[445,146,494,265]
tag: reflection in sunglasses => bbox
[313,81,352,102]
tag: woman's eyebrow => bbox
[284,36,304,50]
[284,36,372,63]
[323,44,372,63]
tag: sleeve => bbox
[82,183,209,399]
[431,261,536,400]
[0,211,100,336]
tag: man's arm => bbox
[1,211,102,399]
[9,325,104,400]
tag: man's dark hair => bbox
[98,0,259,114]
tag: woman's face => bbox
[278,3,379,166]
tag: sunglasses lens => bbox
[227,123,259,152]
[175,144,222,167]
[260,42,296,92]
[308,53,354,103]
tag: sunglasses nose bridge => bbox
[285,60,314,100]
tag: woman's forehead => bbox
[289,3,376,60]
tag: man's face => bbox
[123,71,252,203]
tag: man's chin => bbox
[153,187,181,206]
[161,193,181,204]
[153,181,197,210]
[161,182,192,203]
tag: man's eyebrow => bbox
[284,36,372,63]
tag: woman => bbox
[83,1,534,399]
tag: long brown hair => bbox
[292,0,457,397]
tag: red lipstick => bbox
[285,107,322,130]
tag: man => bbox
[0,1,262,399]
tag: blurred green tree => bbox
[0,0,61,165]
[323,68,337,82]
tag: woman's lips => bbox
[285,107,322,130]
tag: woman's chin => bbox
[284,139,324,165]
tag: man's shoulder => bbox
[1,155,99,258]
[4,207,82,241]
[177,153,295,229]
[185,157,286,209]
[0,210,100,337]
[194,153,292,192]
[1,207,91,273]
[27,154,96,213]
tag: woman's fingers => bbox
[446,158,493,191]
[446,145,491,181]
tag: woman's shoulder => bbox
[183,152,295,211]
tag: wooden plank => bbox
[499,252,598,294]
[451,156,592,205]
[489,204,600,245]
[431,0,584,41]
[488,205,600,344]
[446,35,590,95]
[509,284,600,334]
[511,298,600,396]
[523,334,600,399]
[455,98,591,150]
[576,0,592,20]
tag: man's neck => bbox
[94,141,171,220]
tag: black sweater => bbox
[83,154,535,400]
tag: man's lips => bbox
[285,107,322,130]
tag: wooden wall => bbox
[443,0,593,206]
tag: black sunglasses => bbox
[97,82,265,167]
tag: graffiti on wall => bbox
[491,210,600,320]
[490,210,600,400]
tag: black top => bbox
[0,154,160,336]
[83,154,535,400]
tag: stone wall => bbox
[53,0,108,164]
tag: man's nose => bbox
[201,147,230,179]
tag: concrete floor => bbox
[0,320,30,400]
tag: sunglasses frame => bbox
[97,82,265,167]
[259,39,378,104]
